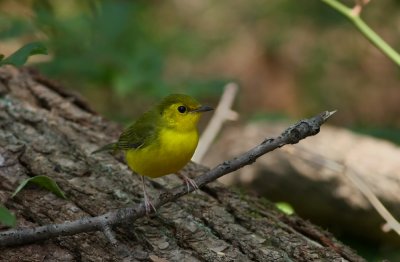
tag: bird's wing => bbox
[91,143,117,154]
[115,110,160,151]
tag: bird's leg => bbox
[177,172,199,193]
[141,175,156,214]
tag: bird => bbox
[92,94,213,213]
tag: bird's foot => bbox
[143,192,156,214]
[140,175,156,214]
[179,174,199,193]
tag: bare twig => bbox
[192,83,239,163]
[0,110,335,247]
[102,224,118,246]
[102,224,134,258]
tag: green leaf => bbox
[0,42,48,67]
[0,205,16,227]
[0,54,4,61]
[12,175,67,199]
[275,202,294,215]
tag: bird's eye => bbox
[177,106,187,113]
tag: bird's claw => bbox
[181,175,199,193]
[143,193,156,214]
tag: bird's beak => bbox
[190,105,214,113]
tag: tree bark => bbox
[0,66,365,261]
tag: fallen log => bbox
[0,66,364,261]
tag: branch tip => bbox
[322,110,337,121]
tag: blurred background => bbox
[1,0,400,260]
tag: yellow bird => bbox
[93,94,213,212]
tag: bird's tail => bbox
[91,143,117,154]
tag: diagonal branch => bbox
[0,110,335,247]
[321,0,400,67]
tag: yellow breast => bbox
[125,128,199,178]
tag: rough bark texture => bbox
[0,66,365,261]
[204,123,400,246]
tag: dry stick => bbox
[0,110,335,247]
[343,166,400,236]
[192,82,239,163]
[286,146,400,236]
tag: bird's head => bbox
[158,94,213,132]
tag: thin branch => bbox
[321,0,400,67]
[192,82,239,163]
[0,110,335,247]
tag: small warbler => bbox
[93,94,213,212]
